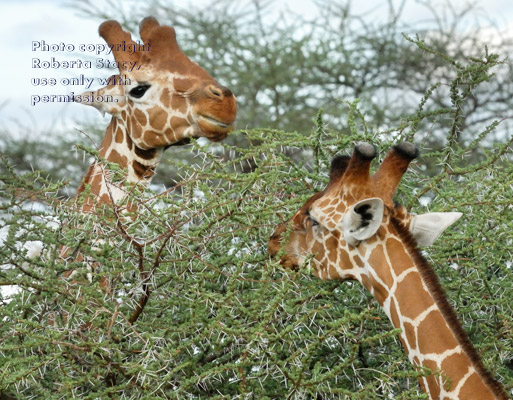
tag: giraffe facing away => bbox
[269,142,508,399]
[74,17,237,211]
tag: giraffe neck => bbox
[77,117,162,212]
[354,218,506,400]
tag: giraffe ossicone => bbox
[74,17,237,210]
[269,142,508,399]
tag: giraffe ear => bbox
[74,83,126,117]
[409,212,463,247]
[342,198,384,246]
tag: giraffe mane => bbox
[390,216,509,399]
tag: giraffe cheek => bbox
[310,241,326,262]
[129,117,144,141]
[133,108,147,126]
[169,117,188,135]
[170,94,188,114]
[148,106,168,132]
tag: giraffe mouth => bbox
[198,115,233,131]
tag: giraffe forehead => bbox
[126,69,204,91]
[309,201,345,231]
[310,191,353,221]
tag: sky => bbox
[1,0,513,134]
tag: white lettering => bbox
[32,57,92,69]
[32,40,74,52]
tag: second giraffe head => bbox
[269,142,462,278]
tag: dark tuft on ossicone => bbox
[354,142,377,159]
[393,142,419,159]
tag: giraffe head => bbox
[76,17,237,147]
[269,142,462,279]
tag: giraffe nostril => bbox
[208,85,223,99]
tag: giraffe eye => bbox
[308,216,319,227]
[129,84,151,99]
[305,209,319,227]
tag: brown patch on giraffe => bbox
[115,126,124,143]
[318,198,332,209]
[412,355,421,368]
[358,245,368,258]
[390,301,411,356]
[364,224,386,245]
[324,206,336,217]
[77,163,95,194]
[376,225,388,241]
[171,96,187,114]
[353,255,364,268]
[100,193,111,204]
[125,130,134,150]
[440,352,473,392]
[311,240,325,260]
[458,372,497,399]
[394,271,434,320]
[367,244,394,290]
[160,87,170,106]
[326,235,342,266]
[108,149,128,169]
[121,110,127,120]
[388,299,401,329]
[423,359,441,400]
[173,77,194,93]
[365,234,378,245]
[386,237,414,276]
[89,173,102,194]
[317,267,327,280]
[79,192,96,213]
[402,321,417,350]
[142,132,168,149]
[170,116,187,131]
[327,264,342,280]
[417,312,459,355]
[134,108,147,126]
[148,106,167,131]
[134,146,157,160]
[360,274,372,292]
[360,273,387,304]
[132,160,155,179]
[371,277,387,302]
[413,356,428,394]
[130,117,143,139]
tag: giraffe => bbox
[268,142,508,399]
[59,17,236,290]
[74,16,237,212]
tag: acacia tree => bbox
[1,32,512,399]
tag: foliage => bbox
[1,31,513,398]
